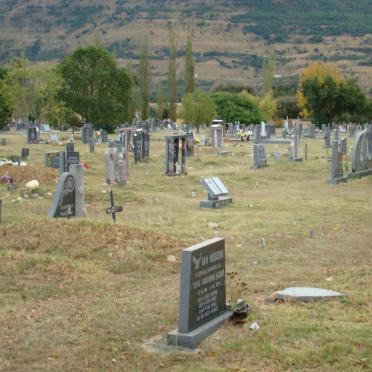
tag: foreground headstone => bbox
[104,148,128,185]
[275,287,344,302]
[167,238,232,348]
[200,177,232,208]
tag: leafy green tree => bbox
[210,92,263,124]
[168,29,177,121]
[5,55,36,122]
[156,81,164,120]
[138,38,151,120]
[180,90,216,132]
[59,45,132,131]
[0,69,12,129]
[301,75,339,124]
[184,26,195,95]
[336,79,369,122]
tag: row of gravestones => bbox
[45,143,79,174]
[328,125,372,184]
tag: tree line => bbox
[1,30,371,131]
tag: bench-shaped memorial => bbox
[200,177,232,209]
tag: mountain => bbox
[1,0,371,92]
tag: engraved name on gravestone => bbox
[168,238,232,348]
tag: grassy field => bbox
[0,129,371,371]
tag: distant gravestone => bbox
[303,124,316,138]
[200,177,232,208]
[211,125,224,148]
[133,130,150,163]
[167,238,232,348]
[104,148,128,185]
[328,137,346,184]
[165,135,187,176]
[289,127,303,161]
[11,155,20,165]
[251,143,268,168]
[101,130,108,143]
[186,133,195,156]
[81,124,94,144]
[27,126,39,144]
[323,127,331,149]
[21,148,29,159]
[0,139,6,146]
[66,142,74,153]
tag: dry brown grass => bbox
[0,130,371,371]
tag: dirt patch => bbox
[0,165,58,185]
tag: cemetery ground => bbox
[0,130,371,371]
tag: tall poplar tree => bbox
[138,38,151,120]
[262,49,275,96]
[168,29,177,121]
[156,81,164,120]
[184,26,195,95]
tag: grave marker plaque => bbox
[167,238,232,348]
[66,142,74,153]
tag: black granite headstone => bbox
[49,173,76,218]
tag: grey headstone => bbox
[70,164,86,217]
[49,172,76,218]
[167,238,232,348]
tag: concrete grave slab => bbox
[275,287,345,302]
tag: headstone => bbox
[49,172,76,218]
[21,148,29,159]
[27,126,39,144]
[101,130,108,143]
[186,133,195,156]
[351,124,372,176]
[251,143,268,168]
[323,127,331,149]
[275,287,344,302]
[200,177,232,208]
[70,164,86,217]
[303,124,315,138]
[44,152,63,170]
[289,127,303,161]
[164,135,187,176]
[65,151,80,172]
[11,155,20,165]
[104,148,128,185]
[66,142,74,153]
[328,137,346,184]
[118,128,134,152]
[211,125,224,148]
[81,124,94,144]
[0,139,6,146]
[167,238,232,348]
